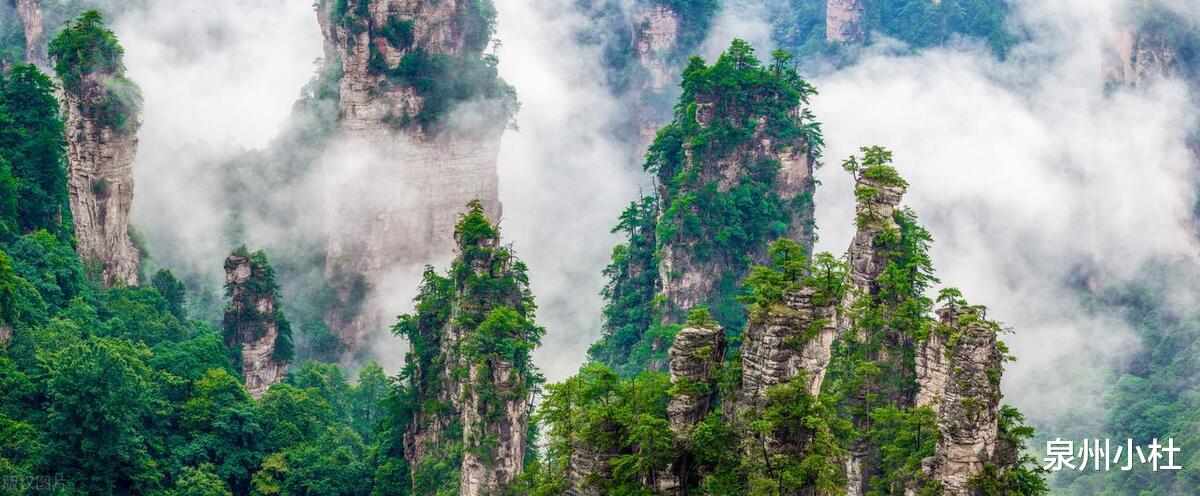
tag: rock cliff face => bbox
[1103,27,1175,87]
[914,300,1005,495]
[667,320,725,436]
[633,4,682,145]
[741,285,839,404]
[0,322,10,350]
[316,0,509,355]
[222,249,291,398]
[54,13,142,288]
[396,203,540,496]
[16,0,44,66]
[826,0,865,42]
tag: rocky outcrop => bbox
[847,170,905,295]
[826,0,865,43]
[667,321,725,437]
[316,0,508,356]
[658,111,816,320]
[222,249,290,398]
[740,285,839,405]
[16,0,44,67]
[398,203,540,496]
[0,323,10,350]
[56,14,142,288]
[914,300,1004,495]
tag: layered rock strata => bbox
[914,301,1005,495]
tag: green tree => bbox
[0,65,70,238]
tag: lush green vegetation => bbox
[383,200,544,494]
[48,10,142,132]
[589,41,822,375]
[0,64,72,242]
[0,62,398,496]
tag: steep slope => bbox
[315,0,516,356]
[388,201,543,495]
[222,247,293,398]
[49,11,142,287]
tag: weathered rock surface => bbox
[633,4,682,145]
[16,0,44,66]
[667,322,725,437]
[826,0,865,42]
[316,0,506,355]
[914,302,1004,495]
[222,251,288,398]
[1103,26,1176,87]
[62,67,141,287]
[741,286,839,405]
[0,323,10,350]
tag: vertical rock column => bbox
[826,0,865,43]
[839,162,907,496]
[53,12,142,287]
[667,321,726,436]
[223,249,291,398]
[316,0,509,356]
[15,0,44,67]
[633,4,682,146]
[914,300,1005,495]
[398,203,539,496]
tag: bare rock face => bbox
[16,0,44,67]
[826,0,865,43]
[0,322,10,350]
[223,250,289,398]
[461,360,529,494]
[60,48,142,288]
[658,113,815,319]
[1103,27,1176,87]
[667,322,726,437]
[633,4,682,145]
[914,301,1004,495]
[316,0,507,355]
[741,286,839,407]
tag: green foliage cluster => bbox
[521,364,674,494]
[345,0,516,132]
[590,42,824,375]
[1052,261,1200,494]
[386,201,544,493]
[222,246,294,363]
[588,197,663,375]
[650,41,821,323]
[48,10,142,132]
[0,64,71,241]
[0,230,395,495]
